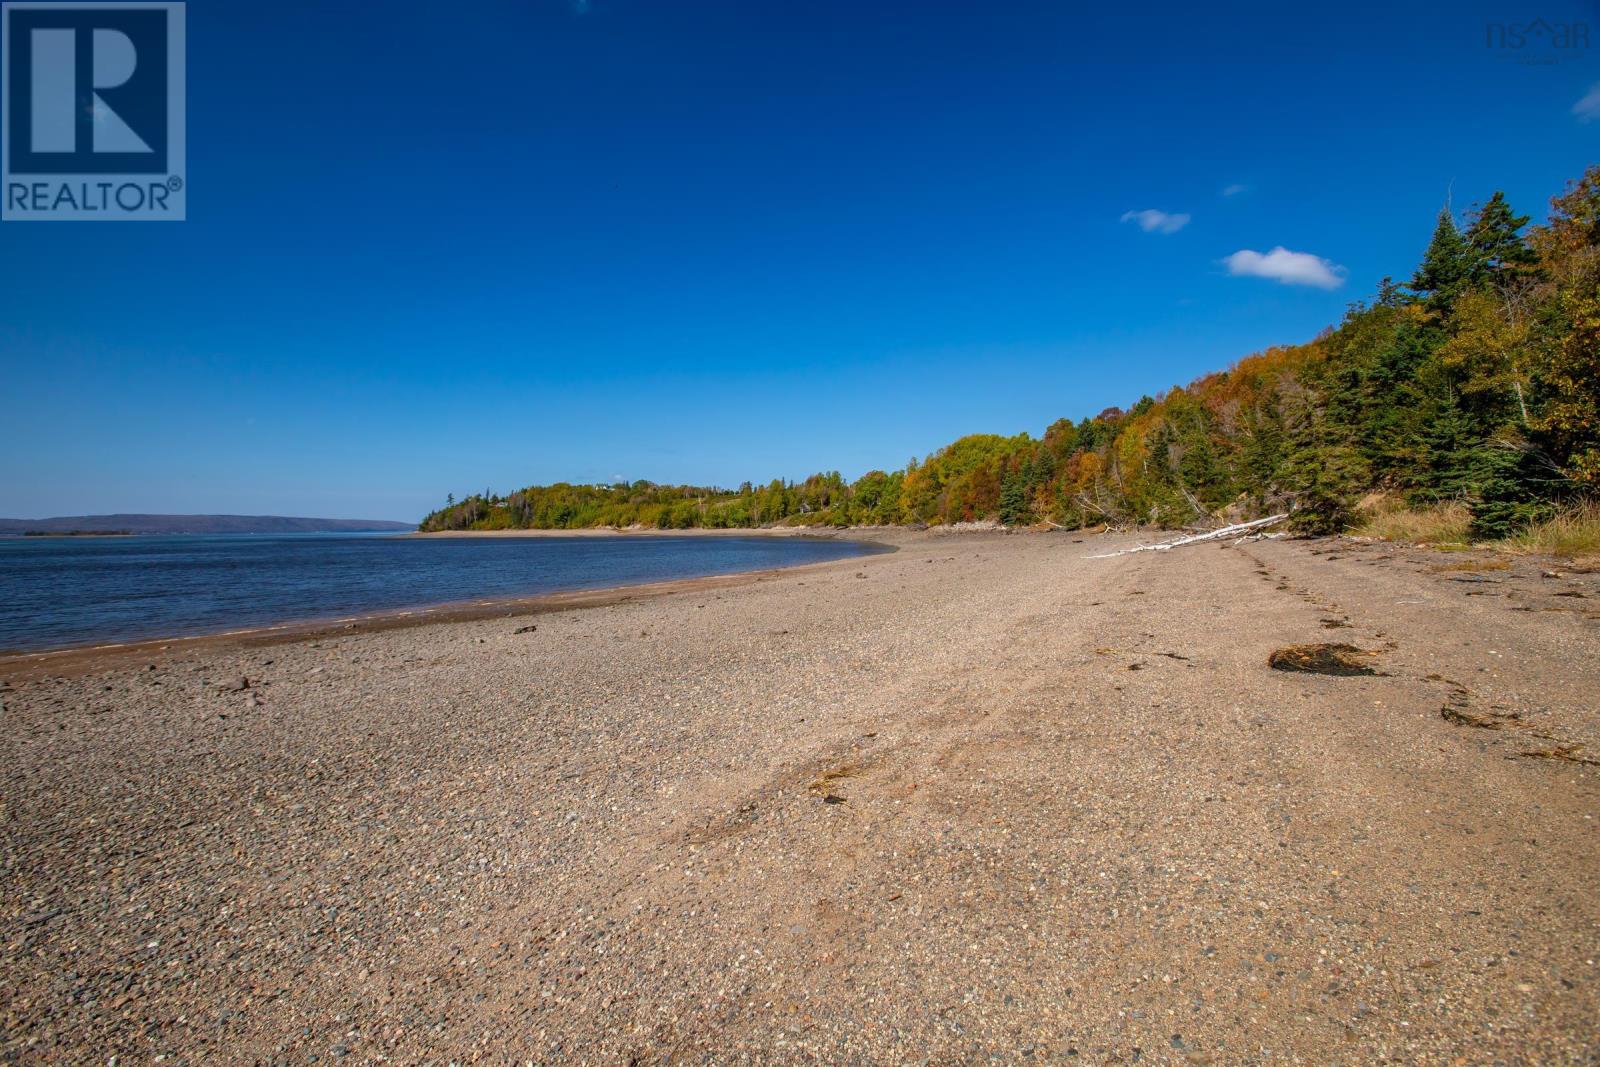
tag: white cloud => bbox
[1120,209,1190,234]
[1574,83,1600,122]
[1221,183,1247,197]
[1223,246,1346,289]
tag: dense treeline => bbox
[421,169,1600,539]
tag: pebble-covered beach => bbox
[4,530,1598,1064]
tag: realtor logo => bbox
[3,1,185,220]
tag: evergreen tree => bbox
[1415,395,1478,502]
[1239,399,1286,502]
[1468,440,1552,540]
[1463,191,1535,288]
[1282,442,1368,534]
[998,472,1027,527]
[1281,388,1369,534]
[1177,428,1230,508]
[1411,207,1470,314]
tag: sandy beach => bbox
[3,530,1598,1064]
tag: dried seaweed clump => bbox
[1268,643,1379,676]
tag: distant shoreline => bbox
[0,529,413,538]
[0,514,415,536]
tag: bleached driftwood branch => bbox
[1085,513,1289,558]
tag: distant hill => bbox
[0,514,416,535]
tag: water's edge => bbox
[0,537,896,666]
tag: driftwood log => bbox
[1085,513,1290,558]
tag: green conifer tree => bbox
[1463,191,1535,288]
[1415,395,1478,502]
[1468,441,1552,540]
[998,471,1028,526]
[1280,390,1369,534]
[1411,207,1470,314]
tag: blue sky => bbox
[2,0,1596,521]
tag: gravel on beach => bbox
[3,530,1598,1064]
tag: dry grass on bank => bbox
[1353,500,1472,545]
[1353,497,1600,563]
[1498,501,1600,560]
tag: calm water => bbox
[0,533,876,653]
